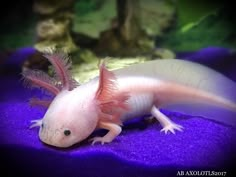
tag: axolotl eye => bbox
[64,130,71,136]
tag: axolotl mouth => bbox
[39,126,60,146]
[30,120,61,146]
[38,122,71,147]
[39,129,75,148]
[37,119,89,148]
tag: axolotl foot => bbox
[151,106,184,134]
[160,123,183,134]
[30,119,42,129]
[89,122,122,145]
[89,137,113,145]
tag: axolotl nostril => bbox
[22,50,236,148]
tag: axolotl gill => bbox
[22,51,236,148]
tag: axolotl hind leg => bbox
[151,106,183,134]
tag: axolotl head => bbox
[28,58,128,148]
[38,88,99,148]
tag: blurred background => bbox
[0,0,235,80]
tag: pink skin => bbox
[23,51,236,148]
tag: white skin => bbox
[30,77,184,147]
[32,75,232,148]
[29,66,236,148]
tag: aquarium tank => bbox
[0,0,236,177]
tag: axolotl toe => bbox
[23,51,236,148]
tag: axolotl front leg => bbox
[90,122,122,145]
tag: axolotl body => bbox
[23,51,236,148]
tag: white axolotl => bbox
[22,51,236,148]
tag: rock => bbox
[33,0,75,15]
[73,0,176,56]
[152,48,176,59]
[34,18,77,53]
[34,0,78,53]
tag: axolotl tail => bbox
[115,59,236,127]
[155,81,236,126]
